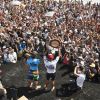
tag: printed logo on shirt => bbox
[48,65,54,69]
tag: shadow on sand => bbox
[56,81,81,98]
[6,86,50,100]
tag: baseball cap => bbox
[48,54,54,60]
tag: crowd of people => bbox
[0,0,100,98]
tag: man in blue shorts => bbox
[25,53,41,90]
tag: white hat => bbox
[63,41,68,44]
[27,32,31,35]
[3,46,6,49]
[78,56,83,60]
[95,59,99,62]
[34,37,38,39]
[80,61,85,66]
[69,30,73,33]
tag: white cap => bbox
[3,46,6,49]
[69,30,73,33]
[80,61,85,66]
[78,56,83,60]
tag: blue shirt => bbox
[19,42,26,51]
[26,57,40,71]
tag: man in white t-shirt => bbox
[43,48,61,91]
[8,48,17,63]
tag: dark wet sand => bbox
[1,61,100,100]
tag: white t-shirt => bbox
[43,56,59,73]
[76,73,86,89]
[0,81,7,94]
[8,52,17,63]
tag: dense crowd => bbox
[0,0,100,98]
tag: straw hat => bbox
[90,63,95,68]
[50,39,60,48]
[78,56,83,60]
[33,51,38,55]
[25,53,31,57]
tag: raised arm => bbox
[74,66,79,77]
[58,47,62,58]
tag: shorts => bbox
[46,73,56,81]
[28,70,39,81]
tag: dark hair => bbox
[31,54,36,59]
[79,66,84,72]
